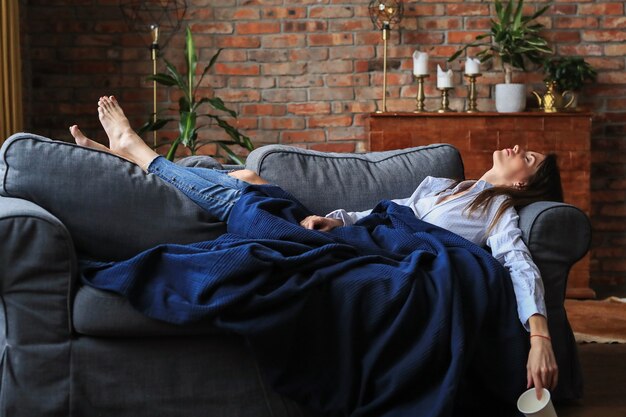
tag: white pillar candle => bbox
[465,57,481,75]
[437,65,453,88]
[412,51,429,76]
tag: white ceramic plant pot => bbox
[495,83,526,113]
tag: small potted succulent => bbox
[450,0,553,112]
[542,56,597,109]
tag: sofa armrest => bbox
[517,201,591,309]
[517,201,590,401]
[0,195,75,414]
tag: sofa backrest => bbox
[0,133,226,261]
[246,144,465,216]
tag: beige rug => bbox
[565,297,626,344]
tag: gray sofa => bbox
[0,133,590,416]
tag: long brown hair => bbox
[465,154,564,233]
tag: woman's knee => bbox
[228,169,268,185]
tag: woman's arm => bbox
[527,314,559,399]
[487,206,558,399]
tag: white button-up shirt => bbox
[325,176,546,330]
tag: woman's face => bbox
[492,145,546,186]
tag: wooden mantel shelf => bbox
[368,111,594,299]
[370,111,594,117]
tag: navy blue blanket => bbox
[81,185,528,417]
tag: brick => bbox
[329,19,373,32]
[309,5,354,18]
[309,60,353,74]
[262,89,308,103]
[310,87,355,101]
[579,3,624,15]
[404,4,444,16]
[445,4,490,16]
[189,23,234,34]
[283,21,328,33]
[235,22,281,35]
[465,17,492,30]
[308,33,354,47]
[240,104,286,117]
[290,48,329,62]
[604,44,626,56]
[228,77,276,89]
[329,45,375,60]
[308,115,353,128]
[554,17,599,29]
[544,31,581,43]
[418,17,462,30]
[281,130,326,143]
[557,44,603,56]
[261,7,307,19]
[262,62,307,76]
[603,17,626,29]
[278,75,325,88]
[287,103,331,115]
[309,142,357,153]
[213,8,260,20]
[214,63,260,76]
[260,117,305,130]
[402,32,445,45]
[326,74,369,87]
[582,30,626,42]
[216,36,261,49]
[261,34,306,49]
[597,72,626,84]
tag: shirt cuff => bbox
[325,209,354,226]
[519,299,547,332]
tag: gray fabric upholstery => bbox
[0,136,589,416]
[0,133,226,261]
[245,144,465,215]
[0,196,74,416]
[73,285,222,336]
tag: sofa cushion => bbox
[245,144,464,216]
[0,133,226,261]
[73,285,221,336]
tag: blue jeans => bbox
[147,156,249,222]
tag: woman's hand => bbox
[300,215,343,232]
[527,315,559,400]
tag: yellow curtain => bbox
[0,0,24,142]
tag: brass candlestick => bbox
[150,24,160,147]
[437,87,455,113]
[376,21,391,113]
[413,74,429,113]
[464,73,482,113]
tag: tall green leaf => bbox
[185,27,197,107]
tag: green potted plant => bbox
[140,27,254,164]
[542,56,596,108]
[449,0,553,112]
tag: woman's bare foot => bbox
[69,125,111,152]
[97,95,159,170]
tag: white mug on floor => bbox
[517,388,557,417]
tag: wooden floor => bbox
[557,343,626,417]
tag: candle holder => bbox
[436,87,456,113]
[464,73,482,113]
[413,74,429,113]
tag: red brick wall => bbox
[19,0,626,288]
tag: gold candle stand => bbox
[413,74,429,113]
[376,21,391,113]
[150,24,160,147]
[436,87,455,113]
[464,73,482,113]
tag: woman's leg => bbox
[147,158,248,222]
[71,95,160,170]
[70,95,250,221]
